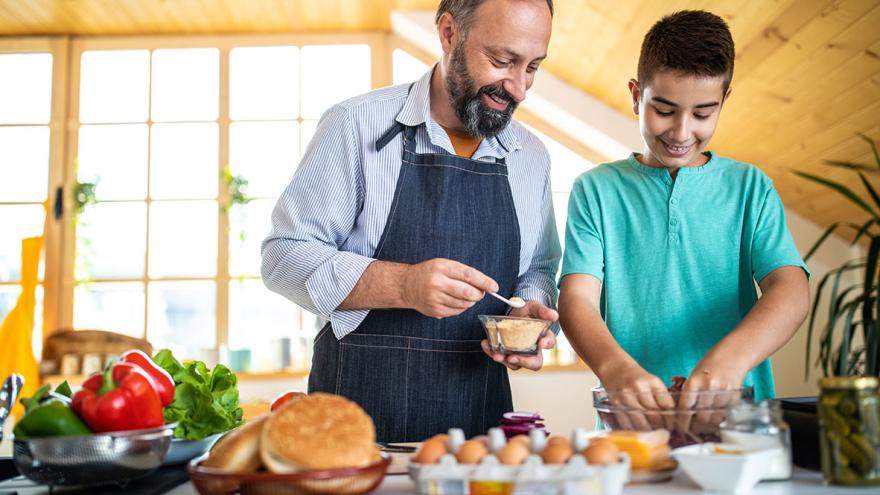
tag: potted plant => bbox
[794,134,880,485]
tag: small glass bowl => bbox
[592,386,754,448]
[478,315,552,355]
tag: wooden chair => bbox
[41,329,153,377]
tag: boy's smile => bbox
[629,71,731,173]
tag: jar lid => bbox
[820,376,879,390]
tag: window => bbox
[0,49,54,356]
[67,37,376,370]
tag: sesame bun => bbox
[203,415,267,472]
[260,393,379,472]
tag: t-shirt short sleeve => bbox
[751,185,810,282]
[561,175,605,282]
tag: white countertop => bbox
[165,468,873,495]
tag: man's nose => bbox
[503,71,528,103]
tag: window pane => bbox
[78,124,148,200]
[300,119,319,159]
[148,280,215,358]
[0,53,52,124]
[230,46,299,120]
[229,122,298,198]
[229,199,274,277]
[300,45,371,119]
[0,205,45,282]
[0,126,49,202]
[80,50,150,123]
[523,123,595,193]
[149,201,217,278]
[553,191,569,253]
[76,202,146,280]
[392,49,428,86]
[151,48,219,122]
[228,280,302,368]
[150,123,218,199]
[74,282,144,338]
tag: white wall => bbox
[771,210,861,399]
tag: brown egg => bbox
[541,442,574,464]
[584,440,619,465]
[546,436,569,446]
[509,435,530,448]
[498,441,530,465]
[456,439,489,464]
[414,437,448,464]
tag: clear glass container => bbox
[720,400,792,481]
[817,377,880,486]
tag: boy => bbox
[558,11,810,415]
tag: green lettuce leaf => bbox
[152,349,244,440]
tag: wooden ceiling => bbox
[1,0,879,236]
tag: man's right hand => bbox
[402,258,498,318]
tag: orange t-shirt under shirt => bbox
[440,125,482,158]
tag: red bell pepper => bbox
[72,362,165,433]
[120,349,175,406]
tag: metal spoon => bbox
[488,292,526,309]
[0,373,24,442]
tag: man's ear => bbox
[437,12,458,56]
[628,79,641,116]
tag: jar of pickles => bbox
[720,400,792,480]
[818,376,880,486]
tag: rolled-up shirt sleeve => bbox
[261,104,373,337]
[514,163,562,327]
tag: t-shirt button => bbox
[670,218,678,226]
[670,198,678,205]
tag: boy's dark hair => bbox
[435,0,554,39]
[637,10,735,91]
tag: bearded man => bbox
[262,0,560,442]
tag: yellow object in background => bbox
[0,237,43,419]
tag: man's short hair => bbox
[435,0,554,39]
[637,10,735,91]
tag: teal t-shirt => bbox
[561,152,809,401]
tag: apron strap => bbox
[375,121,405,152]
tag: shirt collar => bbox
[395,65,522,159]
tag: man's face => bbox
[444,0,551,137]
[630,70,730,169]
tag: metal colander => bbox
[12,424,173,486]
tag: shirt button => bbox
[670,198,678,205]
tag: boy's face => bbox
[629,71,731,169]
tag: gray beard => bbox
[445,44,517,138]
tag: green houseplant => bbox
[794,134,880,485]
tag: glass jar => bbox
[818,377,880,486]
[720,400,792,481]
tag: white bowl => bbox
[163,432,223,465]
[671,443,781,494]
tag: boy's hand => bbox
[600,364,676,431]
[678,356,748,434]
[480,300,558,371]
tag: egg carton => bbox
[408,428,631,495]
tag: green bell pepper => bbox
[12,383,91,439]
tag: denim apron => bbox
[308,121,521,442]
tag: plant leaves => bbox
[806,260,865,379]
[793,170,879,219]
[860,173,880,213]
[860,133,880,168]
[837,302,858,375]
[804,223,839,262]
[851,220,877,245]
[825,160,880,174]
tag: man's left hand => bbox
[480,300,558,371]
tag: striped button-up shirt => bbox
[262,67,561,339]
